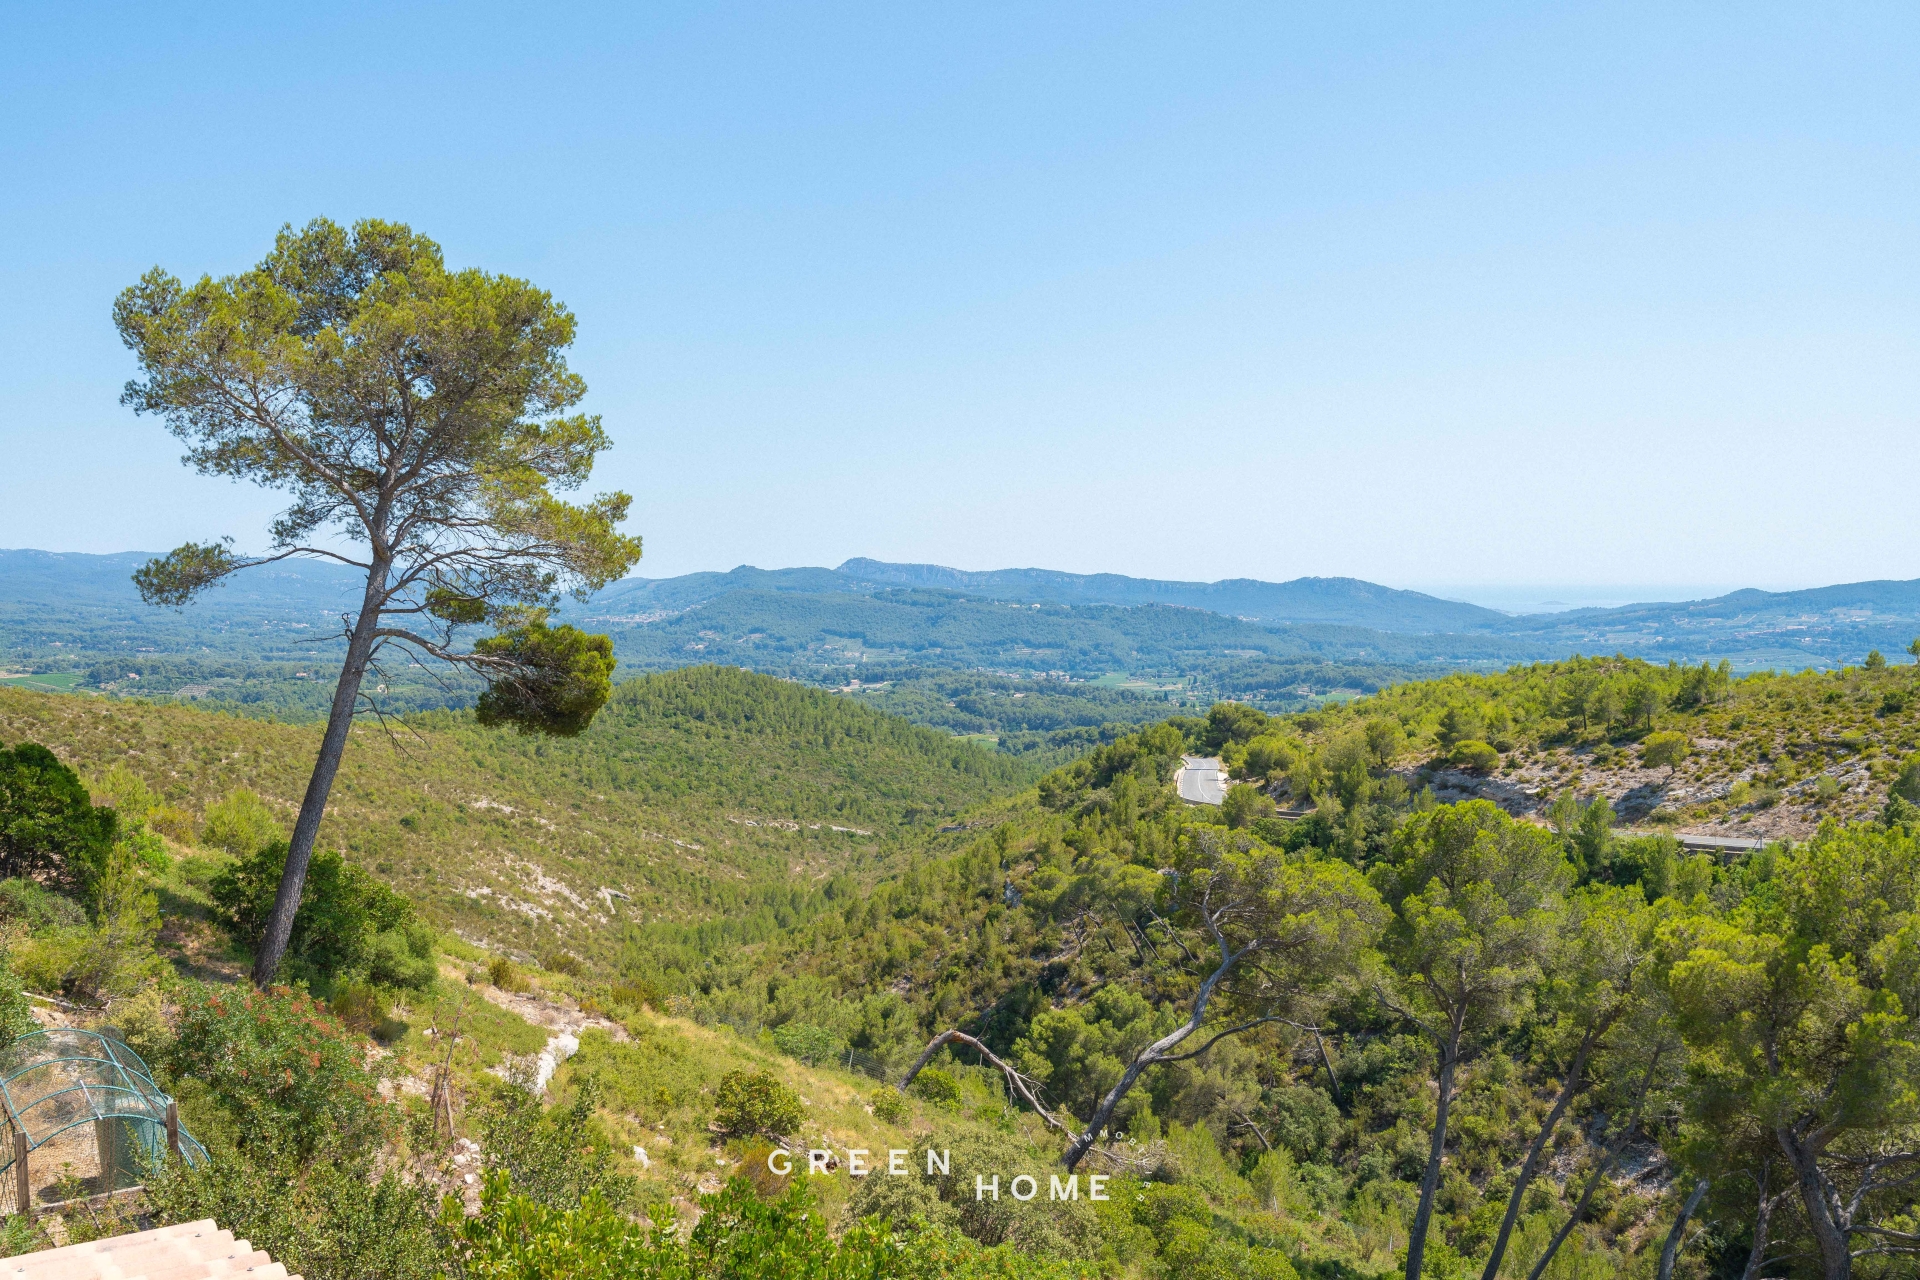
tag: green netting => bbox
[0,1028,207,1178]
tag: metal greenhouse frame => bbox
[0,1028,207,1214]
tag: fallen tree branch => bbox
[899,1029,1079,1142]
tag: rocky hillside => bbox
[1266,654,1920,841]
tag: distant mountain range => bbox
[0,547,363,612]
[582,558,1920,670]
[583,559,1512,632]
[7,550,1920,727]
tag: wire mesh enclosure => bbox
[0,1028,206,1213]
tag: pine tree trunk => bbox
[1406,1031,1461,1280]
[1479,1038,1593,1280]
[1524,1053,1658,1280]
[250,564,387,987]
[1777,1129,1851,1280]
[1659,1179,1710,1280]
[1740,1170,1779,1280]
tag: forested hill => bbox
[668,675,1920,1279]
[0,666,1034,962]
[0,549,1500,727]
[595,588,1500,685]
[1488,578,1920,667]
[584,557,1512,631]
[593,558,1920,668]
[0,547,475,716]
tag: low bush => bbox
[199,787,281,857]
[1446,739,1500,773]
[908,1066,963,1110]
[1642,730,1690,773]
[714,1069,805,1138]
[606,976,664,1012]
[448,1173,1100,1280]
[870,1088,910,1125]
[0,878,85,931]
[165,983,390,1160]
[540,950,585,978]
[470,1074,632,1212]
[9,842,163,1003]
[488,955,527,992]
[147,1146,442,1280]
[211,843,435,992]
[771,1021,839,1066]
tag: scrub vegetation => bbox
[1,651,1917,1278]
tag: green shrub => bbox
[896,1126,1100,1256]
[1890,757,1920,807]
[1264,1083,1341,1162]
[540,950,585,978]
[199,787,281,857]
[1221,784,1276,829]
[11,842,163,1003]
[211,843,434,992]
[0,878,85,931]
[1642,730,1690,773]
[450,1173,1098,1280]
[110,984,174,1064]
[714,1068,805,1138]
[1135,1181,1212,1241]
[147,805,197,843]
[1446,740,1500,773]
[165,983,390,1160]
[487,954,527,992]
[771,1021,839,1066]
[0,741,116,903]
[0,955,34,1050]
[909,1066,964,1110]
[470,1074,632,1211]
[328,982,407,1042]
[870,1088,910,1125]
[606,977,664,1012]
[147,1143,443,1280]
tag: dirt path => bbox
[468,980,628,1091]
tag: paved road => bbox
[1176,755,1228,805]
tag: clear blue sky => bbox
[4,3,1917,597]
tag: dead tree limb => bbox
[899,1029,1079,1143]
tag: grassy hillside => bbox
[0,666,1036,964]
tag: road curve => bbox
[1175,755,1227,805]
